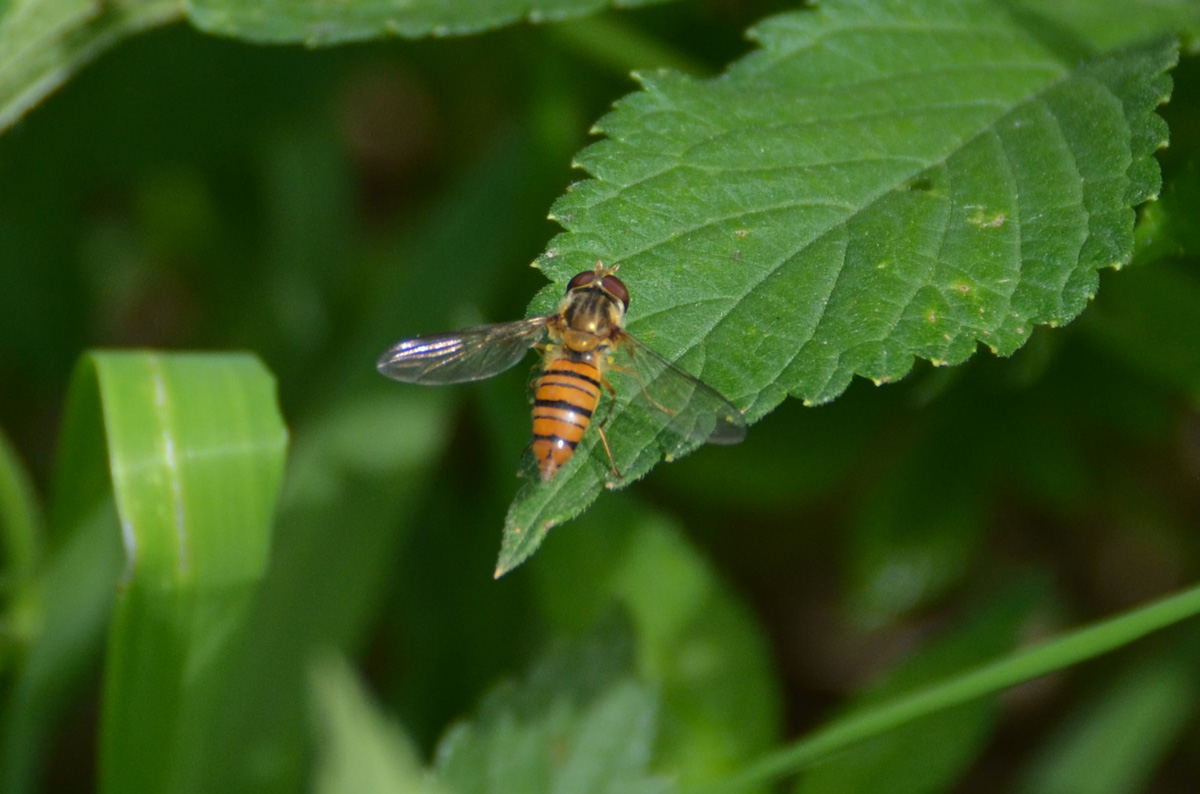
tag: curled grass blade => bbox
[54,351,288,794]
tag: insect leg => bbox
[596,375,624,482]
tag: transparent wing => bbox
[376,317,550,385]
[610,332,746,459]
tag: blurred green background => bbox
[2,2,1200,792]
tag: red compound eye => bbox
[566,270,596,292]
[601,275,629,308]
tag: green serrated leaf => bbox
[0,0,180,134]
[498,0,1179,574]
[185,0,671,45]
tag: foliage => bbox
[2,1,1200,793]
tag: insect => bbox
[377,261,746,482]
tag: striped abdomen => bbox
[531,355,602,481]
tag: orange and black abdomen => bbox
[531,355,602,481]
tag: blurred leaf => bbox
[186,0,673,45]
[0,426,48,780]
[847,412,994,622]
[434,617,671,794]
[310,654,445,794]
[698,581,1200,794]
[1082,260,1200,395]
[0,0,672,137]
[533,498,781,786]
[179,137,543,794]
[1,346,131,793]
[497,0,1178,574]
[313,627,669,794]
[174,386,451,794]
[1017,646,1200,794]
[654,387,883,514]
[0,499,124,794]
[60,352,289,794]
[0,0,179,133]
[796,584,1040,794]
[0,426,43,588]
[548,15,709,78]
[1134,158,1200,265]
[179,387,451,794]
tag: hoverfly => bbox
[377,261,746,482]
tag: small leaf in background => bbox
[310,654,445,794]
[1133,165,1200,267]
[499,0,1179,571]
[434,617,670,794]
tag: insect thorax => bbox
[558,287,625,353]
